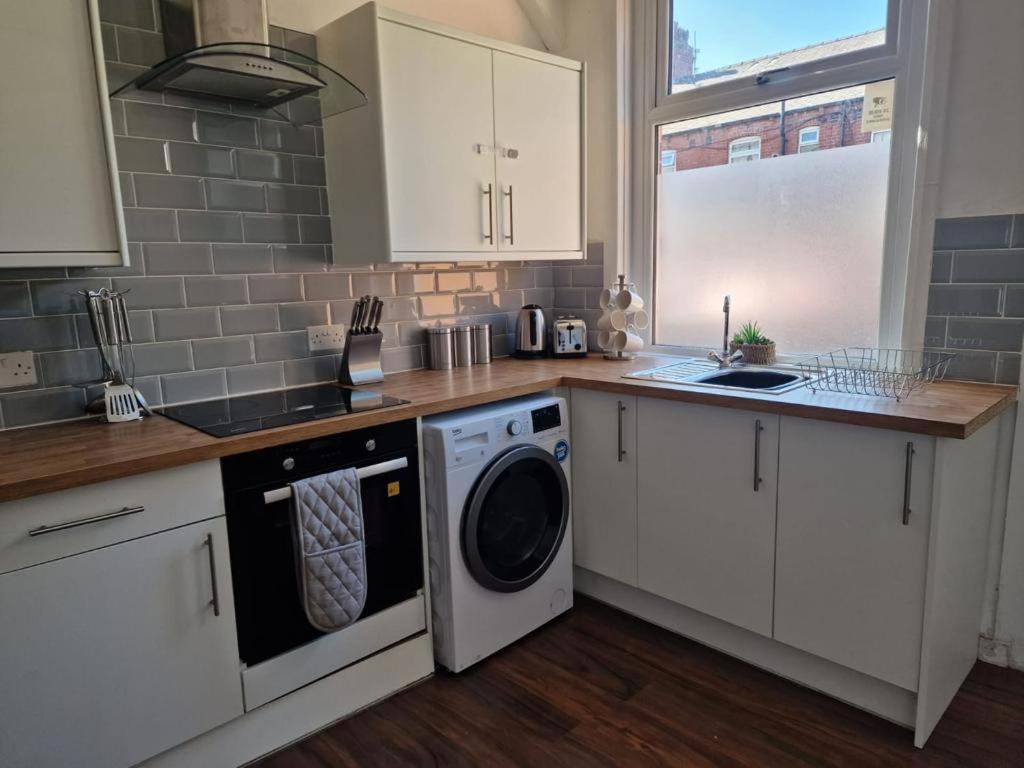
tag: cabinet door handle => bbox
[28,505,144,537]
[617,400,626,462]
[482,183,494,244]
[753,419,765,491]
[902,442,915,525]
[204,532,221,617]
[503,186,515,245]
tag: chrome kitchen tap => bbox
[708,295,744,368]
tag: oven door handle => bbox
[262,457,410,505]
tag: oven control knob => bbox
[506,419,523,436]
[282,457,295,471]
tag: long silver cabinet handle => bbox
[482,184,494,244]
[503,186,515,245]
[205,532,221,617]
[617,400,626,462]
[753,420,764,492]
[902,442,915,525]
[28,505,144,537]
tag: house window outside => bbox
[798,126,821,153]
[728,137,761,164]
[641,0,911,356]
[660,149,678,173]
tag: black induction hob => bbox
[159,383,409,437]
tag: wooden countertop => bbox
[0,355,1015,503]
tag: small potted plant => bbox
[730,322,776,365]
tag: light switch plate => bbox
[308,324,347,352]
[0,351,37,388]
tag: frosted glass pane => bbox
[655,141,890,355]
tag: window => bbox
[798,126,821,153]
[635,0,920,356]
[660,149,678,173]
[728,137,761,164]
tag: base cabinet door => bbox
[571,389,637,584]
[0,518,243,768]
[637,398,778,635]
[774,417,933,690]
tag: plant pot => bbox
[729,341,776,366]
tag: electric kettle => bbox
[514,304,547,358]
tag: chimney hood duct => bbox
[109,0,366,126]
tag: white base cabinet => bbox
[775,417,934,691]
[637,398,778,636]
[570,389,637,585]
[0,519,243,768]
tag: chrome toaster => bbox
[552,316,587,358]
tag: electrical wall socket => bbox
[307,323,347,352]
[0,351,37,388]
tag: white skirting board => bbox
[140,633,435,768]
[575,567,918,729]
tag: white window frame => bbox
[627,0,944,358]
[798,126,821,152]
[728,136,761,164]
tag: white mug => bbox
[612,329,643,353]
[599,288,615,310]
[597,310,629,332]
[631,308,650,330]
[614,289,645,312]
[597,330,613,350]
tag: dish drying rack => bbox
[796,347,957,402]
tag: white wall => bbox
[558,0,625,279]
[268,0,544,48]
[935,0,1024,218]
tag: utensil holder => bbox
[339,331,384,386]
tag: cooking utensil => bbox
[369,297,383,332]
[78,288,143,422]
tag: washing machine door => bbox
[461,444,570,593]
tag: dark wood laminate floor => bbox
[255,596,1024,767]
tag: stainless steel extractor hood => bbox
[109,0,366,125]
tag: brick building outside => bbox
[661,28,890,172]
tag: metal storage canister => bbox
[453,326,474,367]
[427,327,455,370]
[471,323,492,364]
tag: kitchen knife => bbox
[353,296,368,334]
[348,298,360,334]
[362,295,374,333]
[370,297,384,332]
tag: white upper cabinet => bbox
[318,3,585,264]
[0,1,127,268]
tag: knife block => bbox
[338,331,384,385]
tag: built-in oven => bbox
[221,419,425,710]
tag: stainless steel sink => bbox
[689,369,805,392]
[625,360,812,394]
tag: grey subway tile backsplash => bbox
[925,214,1024,383]
[213,244,274,274]
[134,174,205,209]
[143,243,213,275]
[0,19,558,430]
[178,211,244,242]
[205,179,266,212]
[196,112,259,148]
[934,216,1013,250]
[184,276,249,307]
[237,150,294,182]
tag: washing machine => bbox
[422,395,573,672]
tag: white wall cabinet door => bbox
[0,0,126,268]
[493,51,582,254]
[571,389,637,585]
[378,21,497,254]
[0,518,243,768]
[637,398,778,636]
[775,417,934,691]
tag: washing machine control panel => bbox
[529,403,562,434]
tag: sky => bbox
[672,0,888,73]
